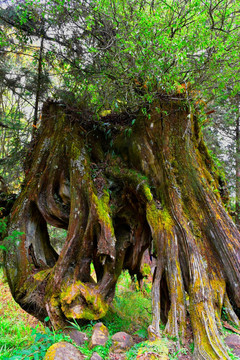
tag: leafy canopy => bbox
[0,0,240,113]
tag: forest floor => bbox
[0,269,238,360]
[0,269,193,360]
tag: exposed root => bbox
[5,99,239,355]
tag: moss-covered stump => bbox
[5,98,240,360]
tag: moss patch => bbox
[60,281,108,320]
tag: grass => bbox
[102,270,152,335]
[0,268,72,359]
[0,269,44,359]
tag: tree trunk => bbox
[5,97,240,359]
[235,96,240,228]
[32,34,44,137]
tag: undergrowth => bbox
[4,328,71,360]
[1,267,239,359]
[0,269,153,359]
[103,270,152,335]
[0,269,44,359]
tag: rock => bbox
[67,329,88,346]
[90,352,103,360]
[89,322,109,349]
[111,332,134,352]
[44,342,84,360]
[225,334,240,358]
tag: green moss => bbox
[60,281,108,320]
[92,190,114,237]
[142,184,153,202]
[146,202,173,233]
[33,269,51,281]
[107,165,153,203]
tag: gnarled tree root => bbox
[5,99,240,359]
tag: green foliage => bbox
[141,263,151,277]
[126,338,169,360]
[0,216,7,237]
[0,217,24,266]
[125,342,143,359]
[0,319,33,359]
[1,0,240,115]
[3,230,24,249]
[169,347,188,359]
[103,271,151,335]
[67,318,95,339]
[189,342,194,353]
[222,307,228,322]
[0,217,8,265]
[133,327,148,339]
[227,350,240,360]
[78,339,113,359]
[3,327,72,360]
[0,229,24,265]
[66,319,113,359]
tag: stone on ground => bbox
[44,342,84,360]
[111,332,134,352]
[225,334,240,358]
[67,329,88,346]
[90,352,103,360]
[89,322,109,349]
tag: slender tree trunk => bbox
[235,96,240,228]
[5,97,240,360]
[32,35,44,137]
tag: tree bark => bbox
[5,97,240,359]
[32,34,44,137]
[235,95,240,228]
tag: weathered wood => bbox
[5,98,240,359]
